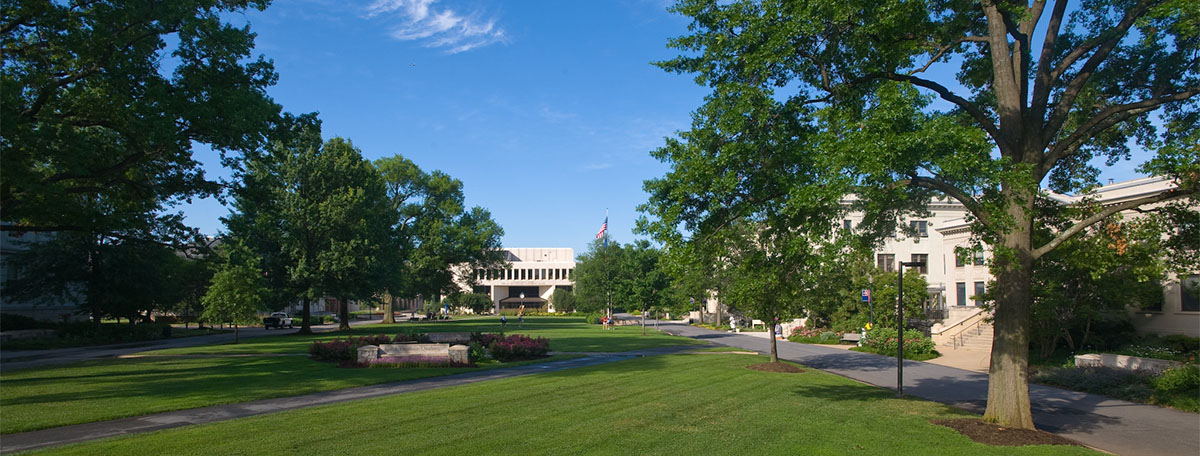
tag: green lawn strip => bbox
[0,354,578,434]
[144,316,705,356]
[32,354,1098,456]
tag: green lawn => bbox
[146,316,705,355]
[29,354,1099,456]
[1,317,701,434]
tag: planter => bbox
[1075,353,1182,372]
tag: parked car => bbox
[262,312,294,329]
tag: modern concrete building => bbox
[467,248,575,314]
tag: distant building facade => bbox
[467,248,575,314]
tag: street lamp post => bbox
[896,260,926,398]
[868,275,874,327]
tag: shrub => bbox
[482,333,550,361]
[370,355,472,368]
[1153,364,1200,394]
[863,327,937,356]
[308,334,395,363]
[0,313,54,331]
[787,326,844,344]
[392,332,429,343]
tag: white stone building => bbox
[466,248,576,314]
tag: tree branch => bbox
[1040,87,1200,179]
[1033,186,1197,260]
[886,73,1002,140]
[894,176,994,231]
[1031,0,1070,118]
[1044,0,1153,136]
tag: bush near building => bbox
[851,327,939,360]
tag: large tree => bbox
[654,0,1198,428]
[374,155,505,319]
[2,0,280,233]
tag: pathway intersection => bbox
[1,320,1195,455]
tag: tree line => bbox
[1,1,503,330]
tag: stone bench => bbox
[358,343,469,365]
[841,333,862,343]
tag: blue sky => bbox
[182,0,1145,257]
[185,0,708,256]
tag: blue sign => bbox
[862,289,870,302]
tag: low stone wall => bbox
[358,343,470,365]
[1075,353,1182,372]
[428,332,471,344]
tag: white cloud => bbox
[367,0,507,53]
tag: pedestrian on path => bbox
[501,315,507,329]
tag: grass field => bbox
[1,317,701,434]
[29,353,1099,456]
[146,316,702,355]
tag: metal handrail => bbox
[947,313,990,350]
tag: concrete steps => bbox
[958,324,993,350]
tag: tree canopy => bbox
[649,0,1197,428]
[2,0,280,237]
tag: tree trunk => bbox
[982,202,1036,429]
[641,305,646,335]
[297,297,313,334]
[769,321,779,363]
[234,324,240,344]
[338,297,351,331]
[381,295,395,324]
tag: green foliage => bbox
[549,288,577,313]
[862,327,938,357]
[373,155,506,304]
[444,293,494,315]
[1,0,280,236]
[1153,365,1200,395]
[652,0,1199,427]
[1028,206,1178,358]
[201,263,266,327]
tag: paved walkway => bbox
[0,319,382,371]
[659,323,1199,456]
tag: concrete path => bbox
[0,346,695,453]
[0,318,382,371]
[659,322,1199,456]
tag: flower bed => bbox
[473,333,550,361]
[308,333,429,363]
[853,327,939,359]
[787,326,843,344]
[370,355,473,368]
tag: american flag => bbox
[595,217,607,240]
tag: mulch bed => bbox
[746,362,804,373]
[931,419,1084,447]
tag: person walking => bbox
[517,305,525,328]
[500,314,507,329]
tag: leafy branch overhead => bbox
[644,0,1197,430]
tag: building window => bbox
[910,254,928,274]
[876,254,895,272]
[910,220,928,237]
[843,219,852,231]
[956,282,967,307]
[973,251,985,266]
[974,282,986,304]
[954,250,965,268]
[1183,275,1200,312]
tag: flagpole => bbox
[605,208,611,323]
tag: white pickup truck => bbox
[262,312,294,329]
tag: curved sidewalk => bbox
[659,323,1199,456]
